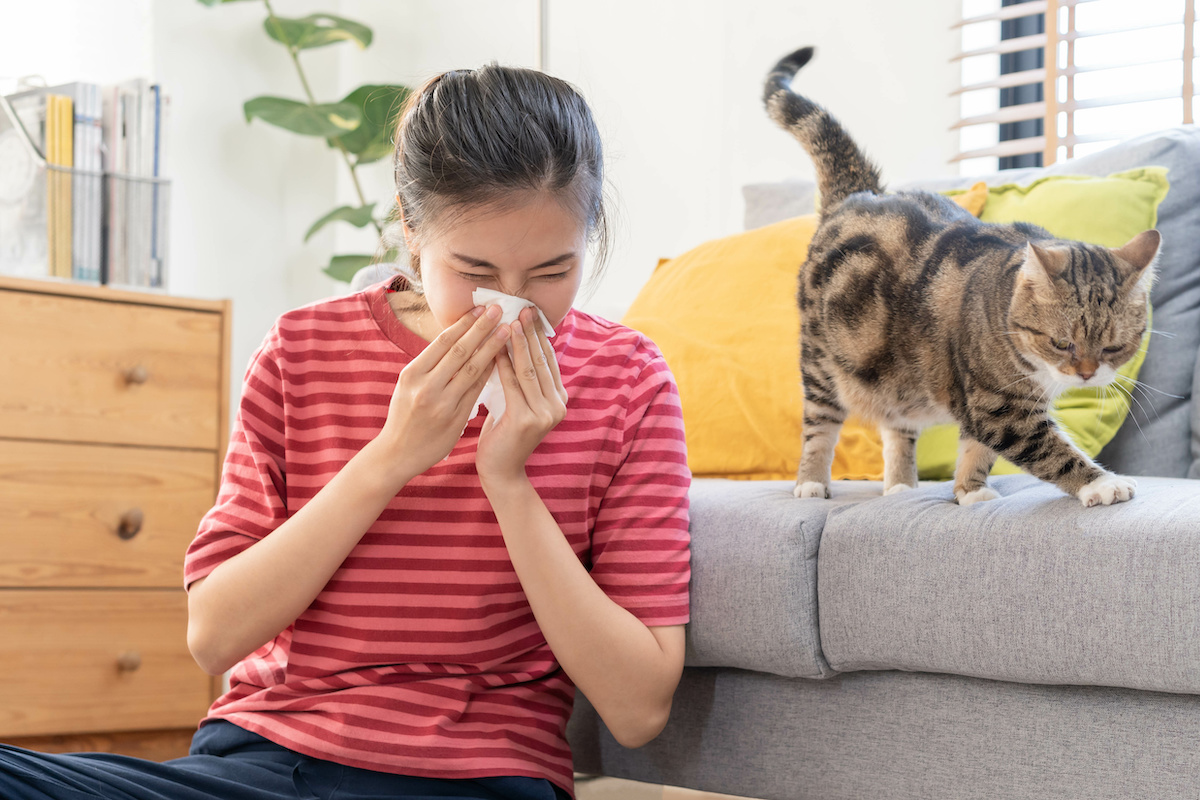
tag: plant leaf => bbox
[263,13,373,50]
[305,203,378,242]
[324,254,377,283]
[197,0,258,6]
[331,84,411,163]
[244,96,362,137]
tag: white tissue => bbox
[468,288,557,424]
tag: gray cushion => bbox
[742,179,816,229]
[818,474,1200,694]
[1192,345,1200,479]
[684,479,876,679]
[742,127,1200,478]
[571,667,1200,800]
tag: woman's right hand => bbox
[377,303,511,480]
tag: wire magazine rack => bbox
[0,90,170,289]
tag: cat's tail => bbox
[763,47,883,216]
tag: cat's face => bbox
[1008,231,1158,389]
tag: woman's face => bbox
[410,192,587,334]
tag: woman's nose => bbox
[496,281,527,299]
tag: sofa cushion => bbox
[570,668,1200,800]
[817,474,1200,694]
[743,179,816,230]
[1193,348,1200,479]
[683,478,878,678]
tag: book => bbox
[108,77,151,287]
[102,80,144,286]
[46,81,103,282]
[150,83,162,287]
[46,93,74,280]
[57,94,73,280]
[101,83,125,283]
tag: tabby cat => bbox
[763,47,1158,507]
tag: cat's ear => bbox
[1020,242,1067,286]
[1111,229,1160,289]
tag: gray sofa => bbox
[567,127,1200,799]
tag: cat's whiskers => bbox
[1110,381,1152,442]
[995,373,1035,394]
[1127,377,1185,400]
[1124,379,1169,424]
[1026,382,1053,423]
[1148,329,1176,339]
[1101,381,1132,414]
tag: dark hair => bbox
[378,64,611,296]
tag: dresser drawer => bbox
[0,440,217,588]
[0,289,223,449]
[0,590,214,738]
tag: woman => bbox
[1,63,690,800]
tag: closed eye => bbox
[460,270,569,282]
[1102,344,1125,354]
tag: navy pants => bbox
[0,721,570,800]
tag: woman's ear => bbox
[395,195,419,255]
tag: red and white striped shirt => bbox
[183,278,691,797]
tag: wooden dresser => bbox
[0,275,231,761]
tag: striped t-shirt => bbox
[183,278,692,797]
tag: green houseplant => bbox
[199,0,409,282]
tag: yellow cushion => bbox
[952,180,988,216]
[621,185,987,481]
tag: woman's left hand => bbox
[476,307,568,486]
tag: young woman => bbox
[0,65,690,800]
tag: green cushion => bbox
[918,168,1168,480]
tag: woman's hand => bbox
[377,304,510,482]
[476,307,568,486]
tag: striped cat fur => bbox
[763,47,1159,507]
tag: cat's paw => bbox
[955,487,1000,506]
[1077,474,1137,507]
[794,481,830,499]
[884,483,915,496]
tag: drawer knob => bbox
[117,508,145,540]
[124,365,150,385]
[117,651,142,673]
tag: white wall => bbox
[329,0,540,277]
[9,0,962,406]
[152,0,344,396]
[332,0,963,321]
[0,0,154,88]
[547,0,963,319]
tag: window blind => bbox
[954,0,1196,173]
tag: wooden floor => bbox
[576,777,763,799]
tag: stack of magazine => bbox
[0,78,170,289]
